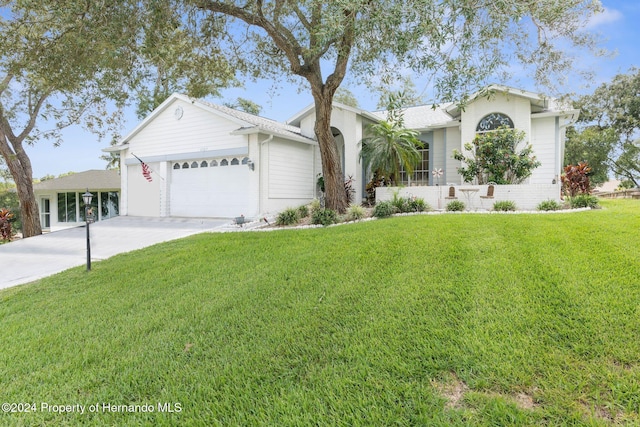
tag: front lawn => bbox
[1,199,639,426]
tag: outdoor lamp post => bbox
[82,189,93,271]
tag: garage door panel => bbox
[170,166,250,217]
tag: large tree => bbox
[190,0,602,212]
[0,1,143,237]
[568,69,640,187]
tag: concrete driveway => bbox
[0,216,229,289]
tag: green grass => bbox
[1,199,639,426]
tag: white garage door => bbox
[170,160,250,218]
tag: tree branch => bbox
[195,0,306,75]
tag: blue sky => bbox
[25,0,640,178]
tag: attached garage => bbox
[169,158,251,218]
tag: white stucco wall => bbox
[377,183,562,211]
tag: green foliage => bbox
[276,208,300,226]
[333,87,359,108]
[390,192,430,213]
[309,199,321,213]
[493,200,517,211]
[345,204,366,221]
[564,126,614,185]
[373,201,397,218]
[364,171,387,205]
[311,208,337,226]
[223,97,262,115]
[408,198,429,213]
[446,200,466,212]
[574,69,640,187]
[453,127,541,184]
[360,120,423,185]
[391,191,410,213]
[561,162,592,197]
[568,194,600,209]
[297,204,310,218]
[0,208,14,241]
[537,200,563,211]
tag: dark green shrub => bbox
[408,198,429,212]
[446,200,465,212]
[276,208,299,226]
[297,204,310,218]
[537,200,562,211]
[493,200,517,211]
[312,208,337,226]
[569,194,599,209]
[346,204,366,221]
[391,193,410,213]
[373,201,396,218]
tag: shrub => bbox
[408,197,429,212]
[568,194,599,209]
[452,126,541,184]
[561,162,592,197]
[297,204,310,218]
[0,208,14,241]
[312,208,338,226]
[309,198,321,213]
[344,175,356,204]
[276,208,299,226]
[373,201,396,218]
[446,200,465,212]
[493,200,517,211]
[346,204,366,221]
[537,200,562,211]
[391,192,410,213]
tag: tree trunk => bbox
[0,131,42,238]
[313,92,348,213]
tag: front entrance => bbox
[40,198,50,229]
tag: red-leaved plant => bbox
[561,162,592,197]
[0,208,14,241]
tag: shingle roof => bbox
[196,99,314,142]
[371,103,455,129]
[33,170,120,191]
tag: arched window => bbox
[241,157,249,165]
[182,162,189,169]
[173,163,181,170]
[476,113,514,132]
[210,159,218,167]
[200,160,208,168]
[191,161,199,168]
[220,159,229,166]
[230,158,239,165]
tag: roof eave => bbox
[231,127,317,145]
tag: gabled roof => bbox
[445,84,557,116]
[116,93,314,147]
[371,103,456,130]
[33,170,120,191]
[286,101,381,126]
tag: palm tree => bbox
[359,120,423,185]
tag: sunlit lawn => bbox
[0,199,639,426]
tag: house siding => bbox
[268,139,315,200]
[530,116,558,184]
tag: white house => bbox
[106,85,578,218]
[33,170,120,231]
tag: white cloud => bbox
[586,7,623,29]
